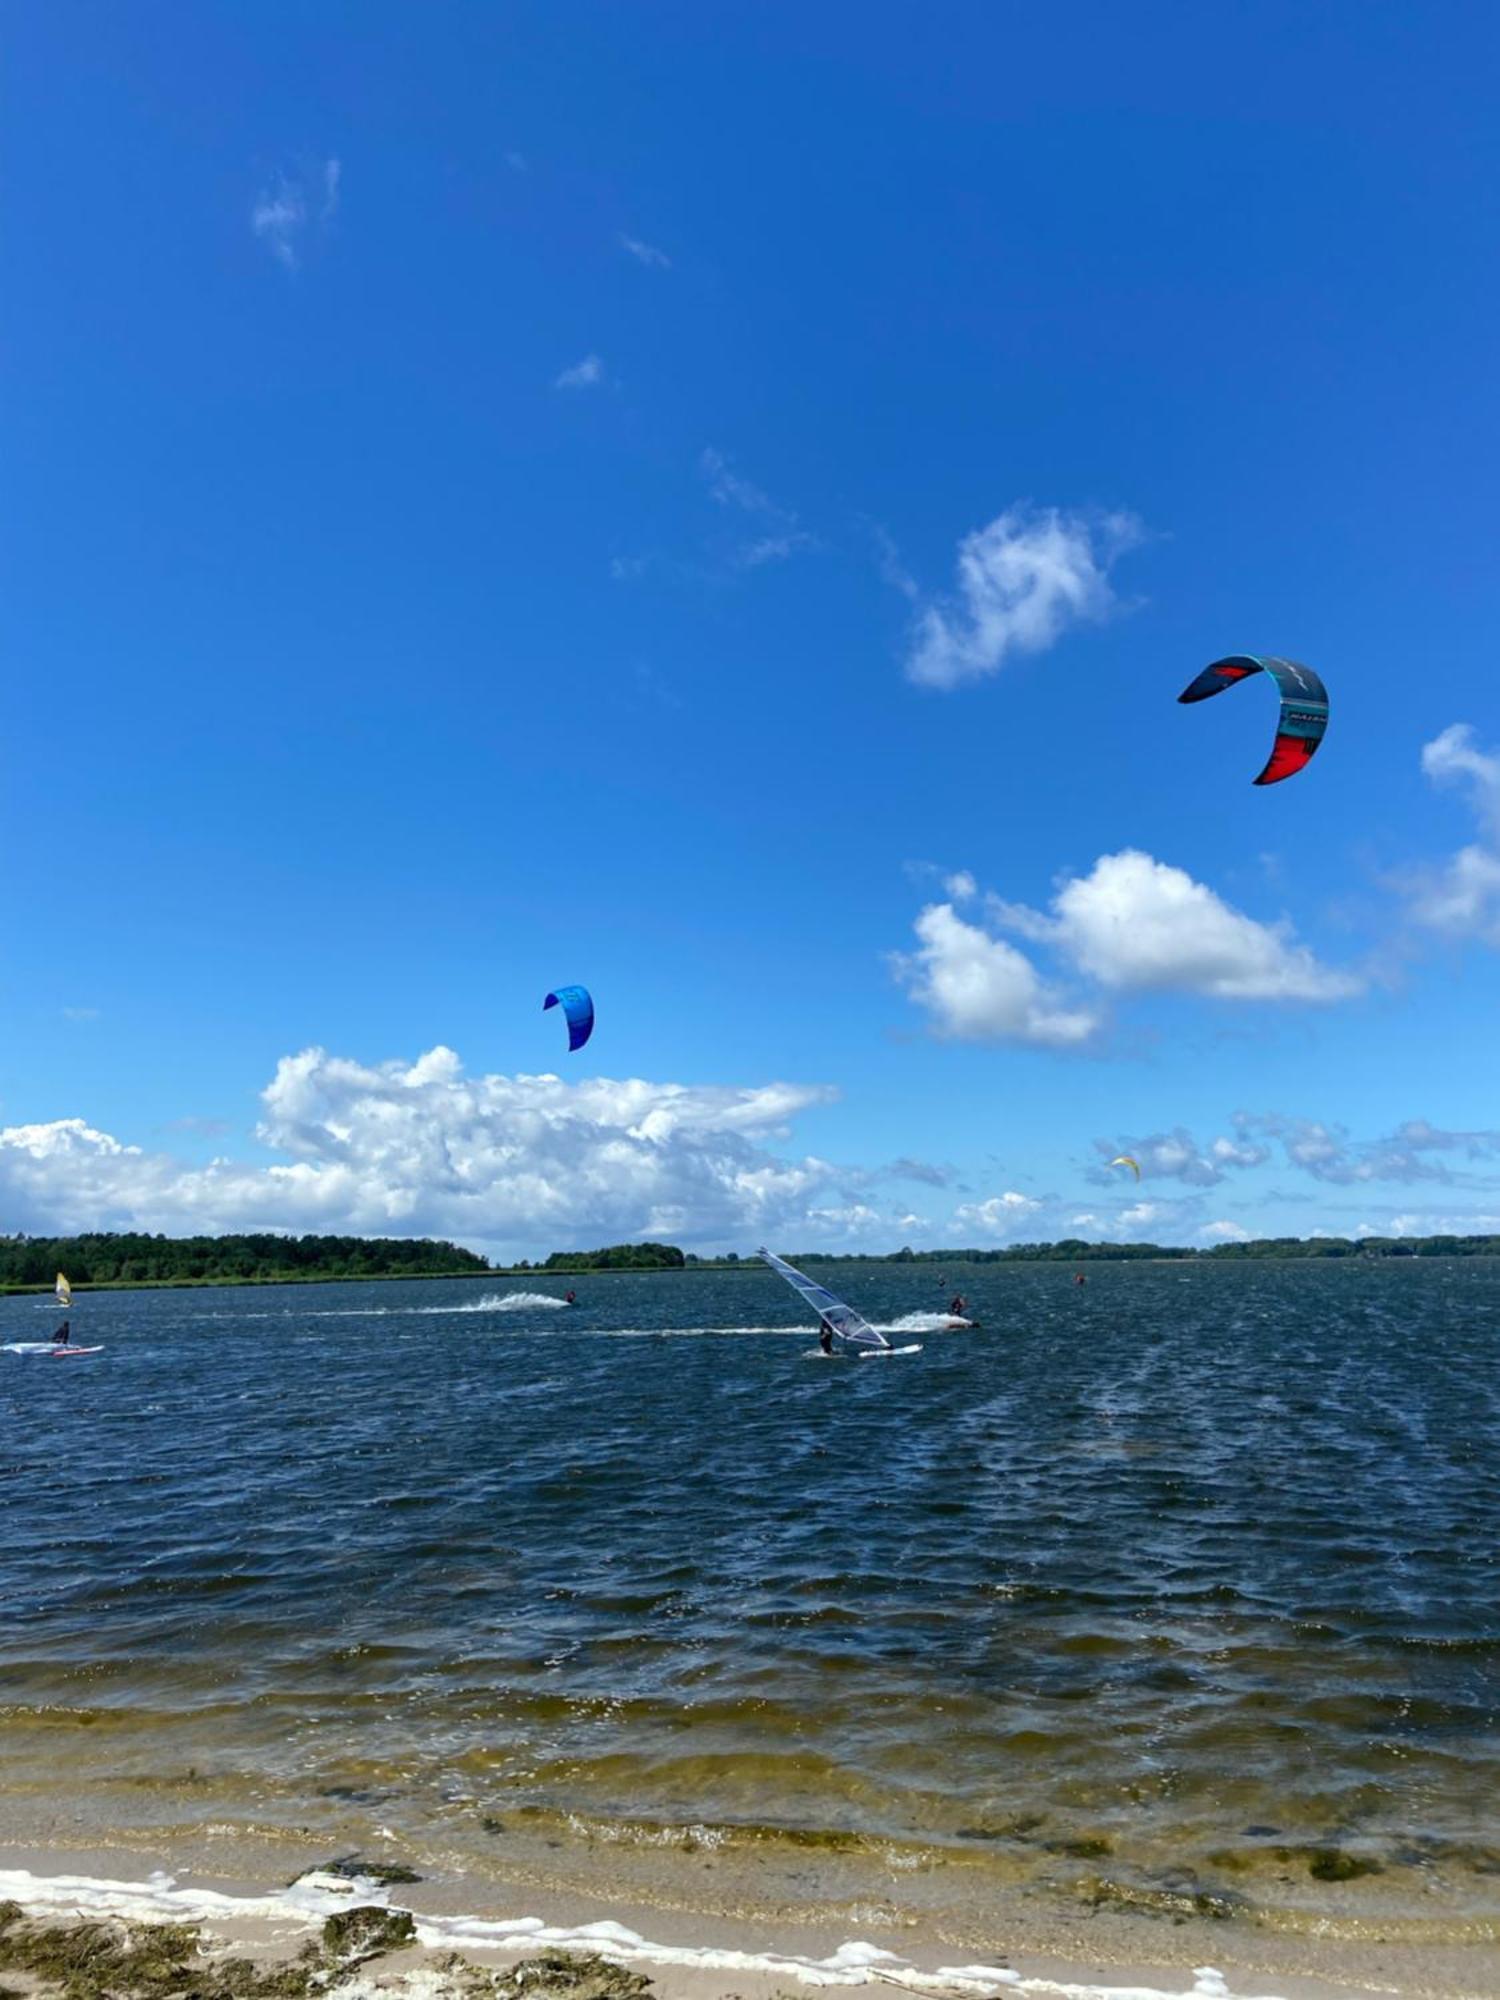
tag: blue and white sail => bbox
[758,1248,892,1356]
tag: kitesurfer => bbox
[818,1318,835,1355]
[51,1319,71,1345]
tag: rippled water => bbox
[3,1260,1498,1937]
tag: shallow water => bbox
[2,1260,1498,1939]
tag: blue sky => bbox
[5,1,1499,1255]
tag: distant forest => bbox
[771,1236,1500,1263]
[538,1242,686,1272]
[2,1229,1494,1295]
[0,1232,488,1291]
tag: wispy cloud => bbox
[700,448,816,570]
[251,158,341,271]
[619,232,671,269]
[905,503,1144,689]
[555,353,605,389]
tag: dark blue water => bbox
[2,1260,1498,1933]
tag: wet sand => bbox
[1,1839,1497,2000]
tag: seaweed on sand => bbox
[447,1953,655,2000]
[0,1901,314,2000]
[0,1899,415,2000]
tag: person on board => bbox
[818,1317,835,1355]
[51,1319,72,1345]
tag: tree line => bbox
[0,1232,488,1290]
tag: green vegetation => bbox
[540,1241,686,1272]
[0,1231,487,1293]
[785,1234,1500,1263]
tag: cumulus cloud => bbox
[905,504,1144,690]
[555,353,605,389]
[251,158,340,270]
[996,850,1361,1001]
[952,1191,1042,1234]
[897,857,1357,1041]
[894,899,1100,1047]
[619,232,671,268]
[1398,724,1500,944]
[0,1048,894,1256]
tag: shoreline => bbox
[7,1254,1500,1298]
[1,1832,1496,2000]
[4,1847,1491,2000]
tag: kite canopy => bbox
[1109,1155,1141,1181]
[1178,655,1328,786]
[543,984,595,1052]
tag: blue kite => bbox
[543,985,595,1052]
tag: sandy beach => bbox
[2,1835,1498,2000]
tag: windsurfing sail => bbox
[758,1248,891,1355]
[55,1272,72,1308]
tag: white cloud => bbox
[251,159,340,270]
[699,449,814,569]
[737,532,816,569]
[555,353,605,389]
[895,900,1100,1047]
[1238,1112,1500,1187]
[619,232,671,269]
[0,1049,940,1258]
[1095,1127,1269,1188]
[1199,1218,1250,1243]
[905,504,1144,690]
[1399,725,1500,944]
[898,856,1357,1041]
[952,1191,1042,1235]
[701,448,777,515]
[1422,723,1500,833]
[1002,849,1361,1001]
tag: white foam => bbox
[0,1866,1287,2000]
[412,1292,572,1314]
